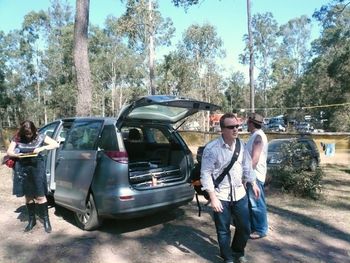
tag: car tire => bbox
[74,193,101,231]
[310,158,318,172]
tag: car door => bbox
[38,121,62,192]
[54,119,103,211]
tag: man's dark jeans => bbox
[213,196,250,261]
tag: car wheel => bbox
[74,193,101,231]
[310,158,318,172]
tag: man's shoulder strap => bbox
[213,138,241,188]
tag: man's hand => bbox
[208,192,223,212]
[251,182,260,199]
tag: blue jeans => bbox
[213,196,250,261]
[247,180,268,236]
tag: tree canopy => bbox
[0,0,349,132]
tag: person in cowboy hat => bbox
[243,113,269,240]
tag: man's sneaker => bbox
[234,255,248,263]
[249,232,267,239]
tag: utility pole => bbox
[247,0,255,113]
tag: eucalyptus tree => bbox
[0,11,51,125]
[224,71,249,113]
[158,23,226,131]
[176,23,225,130]
[305,1,350,131]
[240,12,278,115]
[179,23,225,95]
[0,31,16,127]
[89,22,146,116]
[246,0,254,113]
[73,0,92,116]
[171,0,198,7]
[42,1,75,119]
[270,15,312,112]
[117,0,175,95]
[4,1,75,123]
[278,16,312,78]
[157,51,196,96]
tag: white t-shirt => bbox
[244,129,268,183]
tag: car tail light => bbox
[105,151,129,163]
[119,195,134,201]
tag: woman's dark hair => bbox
[18,120,38,142]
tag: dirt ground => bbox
[0,151,349,263]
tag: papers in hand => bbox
[18,153,38,158]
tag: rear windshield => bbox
[128,105,189,122]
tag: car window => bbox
[56,122,74,143]
[268,141,285,151]
[39,121,60,138]
[63,120,103,150]
[121,127,144,142]
[299,141,312,151]
[98,125,119,151]
[128,105,189,122]
[150,128,169,144]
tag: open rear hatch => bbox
[117,95,220,189]
[117,95,220,125]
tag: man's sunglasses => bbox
[224,125,240,130]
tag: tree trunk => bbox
[247,0,255,113]
[73,0,92,116]
[148,0,156,95]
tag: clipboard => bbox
[18,153,38,158]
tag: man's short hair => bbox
[220,113,238,129]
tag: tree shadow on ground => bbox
[4,234,96,263]
[341,168,350,174]
[322,178,350,187]
[98,209,222,262]
[99,208,184,234]
[268,204,350,243]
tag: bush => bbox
[269,140,324,199]
[270,167,324,199]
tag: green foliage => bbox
[181,23,225,63]
[1,0,349,131]
[270,140,324,199]
[117,0,175,52]
[224,71,249,112]
[270,167,324,199]
[171,0,199,7]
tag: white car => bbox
[267,123,286,132]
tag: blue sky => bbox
[0,0,330,77]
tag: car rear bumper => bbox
[95,183,195,219]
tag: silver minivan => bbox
[39,95,219,230]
